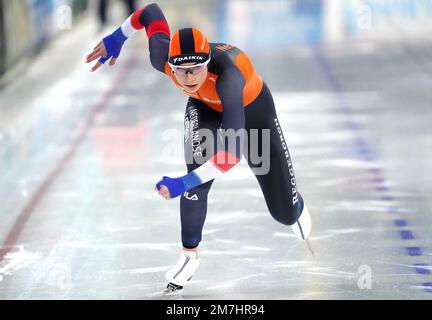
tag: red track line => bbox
[0,57,137,262]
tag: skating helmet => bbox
[168,28,211,66]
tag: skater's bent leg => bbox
[243,82,309,233]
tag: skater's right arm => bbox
[86,3,170,73]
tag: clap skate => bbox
[163,250,200,295]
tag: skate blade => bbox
[162,283,184,296]
[162,289,183,297]
[163,287,183,295]
[305,239,315,259]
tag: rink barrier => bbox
[27,0,88,52]
[217,0,324,48]
[0,0,31,76]
[0,2,4,75]
[0,0,88,78]
[217,0,432,47]
[342,0,432,39]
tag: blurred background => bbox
[0,0,431,299]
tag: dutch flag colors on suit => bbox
[156,151,241,198]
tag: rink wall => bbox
[0,0,88,77]
[330,0,432,42]
[0,1,30,76]
[0,3,4,75]
[0,0,88,206]
[217,0,432,47]
[216,0,324,48]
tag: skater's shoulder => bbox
[208,43,247,74]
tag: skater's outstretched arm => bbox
[156,68,246,200]
[85,3,170,72]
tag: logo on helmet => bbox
[173,56,205,64]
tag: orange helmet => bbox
[169,28,211,66]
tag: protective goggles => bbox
[168,59,210,76]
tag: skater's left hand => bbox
[155,176,187,200]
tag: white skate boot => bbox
[291,204,315,257]
[163,250,200,295]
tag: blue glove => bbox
[155,173,202,199]
[156,176,187,199]
[99,27,128,64]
